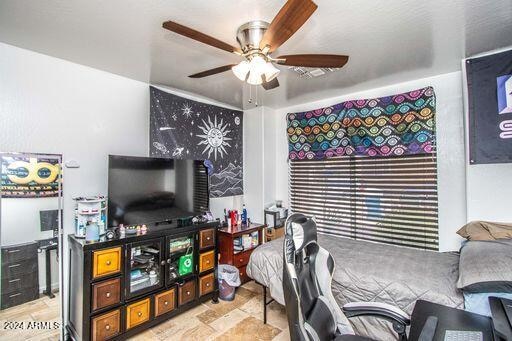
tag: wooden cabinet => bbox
[199,273,215,296]
[91,309,120,341]
[92,277,121,311]
[178,280,196,306]
[155,289,176,317]
[218,223,265,284]
[92,247,121,279]
[126,298,150,330]
[67,222,219,341]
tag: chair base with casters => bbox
[282,213,414,341]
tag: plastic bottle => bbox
[241,204,247,225]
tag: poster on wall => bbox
[466,49,512,164]
[1,153,62,198]
[149,86,243,198]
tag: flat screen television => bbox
[108,155,209,227]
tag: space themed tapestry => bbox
[149,86,243,198]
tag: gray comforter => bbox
[247,235,463,340]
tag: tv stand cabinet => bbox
[66,221,219,341]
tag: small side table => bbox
[218,223,265,284]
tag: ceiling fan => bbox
[162,0,349,90]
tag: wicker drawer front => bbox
[155,289,176,317]
[93,247,121,279]
[199,250,215,273]
[126,298,150,330]
[91,309,120,341]
[199,229,215,249]
[92,277,121,311]
[233,249,252,268]
[178,280,196,306]
[199,273,215,296]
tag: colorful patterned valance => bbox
[287,86,436,160]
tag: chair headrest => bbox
[285,213,317,252]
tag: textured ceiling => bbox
[0,0,511,109]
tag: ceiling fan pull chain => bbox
[248,84,252,104]
[255,86,258,107]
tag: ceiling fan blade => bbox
[259,0,318,52]
[188,64,236,78]
[262,78,280,90]
[163,21,242,54]
[277,54,349,68]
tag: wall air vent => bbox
[288,66,341,78]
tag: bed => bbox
[247,234,464,340]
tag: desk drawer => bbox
[155,288,176,317]
[2,258,38,279]
[92,277,121,312]
[1,271,38,295]
[1,287,39,310]
[199,229,215,249]
[92,247,121,279]
[199,273,215,296]
[178,280,196,306]
[91,309,120,341]
[1,243,38,265]
[234,249,252,268]
[199,250,215,273]
[126,298,150,330]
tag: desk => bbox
[409,300,494,341]
[37,238,58,299]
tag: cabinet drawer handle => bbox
[164,301,169,306]
[8,278,20,283]
[186,291,190,296]
[105,260,111,266]
[105,324,111,331]
[206,283,210,287]
[9,264,21,268]
[206,260,210,264]
[206,237,211,241]
[105,292,111,298]
[137,312,143,317]
[9,293,22,298]
[8,249,20,253]
[239,258,243,263]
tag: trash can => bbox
[218,264,241,301]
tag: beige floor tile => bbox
[239,296,263,317]
[272,328,291,341]
[127,329,159,341]
[235,286,257,299]
[204,293,251,316]
[196,308,223,325]
[214,316,281,341]
[180,322,217,340]
[241,280,264,295]
[209,308,250,333]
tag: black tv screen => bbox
[108,155,209,227]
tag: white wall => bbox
[267,72,467,252]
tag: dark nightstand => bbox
[218,223,265,284]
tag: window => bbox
[289,153,438,250]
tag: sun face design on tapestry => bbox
[149,86,243,198]
[196,115,232,160]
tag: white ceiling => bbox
[0,0,511,109]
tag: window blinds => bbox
[289,153,438,250]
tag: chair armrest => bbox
[343,302,411,325]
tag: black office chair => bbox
[283,213,411,341]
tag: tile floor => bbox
[0,282,290,341]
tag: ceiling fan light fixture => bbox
[262,62,280,82]
[232,60,250,81]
